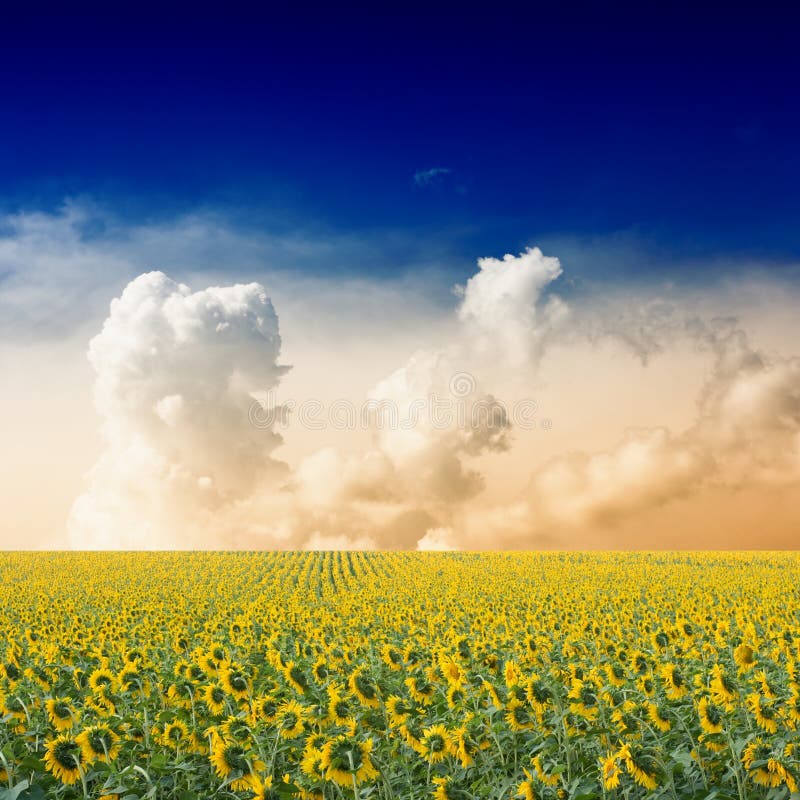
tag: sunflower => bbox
[208,643,228,666]
[522,633,540,661]
[117,665,144,693]
[277,699,308,739]
[349,667,380,708]
[250,775,277,799]
[25,665,53,691]
[531,755,560,787]
[301,743,326,780]
[743,738,781,788]
[220,662,251,701]
[220,715,253,743]
[481,680,504,709]
[651,630,670,651]
[385,694,413,726]
[637,675,655,697]
[204,683,229,716]
[618,743,658,790]
[209,738,265,791]
[525,675,551,713]
[45,697,79,731]
[187,663,207,683]
[252,695,279,724]
[567,679,599,720]
[698,732,727,753]
[319,734,379,787]
[630,650,650,675]
[439,655,464,685]
[605,662,627,687]
[599,752,622,789]
[516,770,536,800]
[646,701,671,732]
[660,663,688,699]
[1,694,26,725]
[380,644,403,671]
[76,723,120,763]
[23,628,40,648]
[158,719,190,749]
[199,651,220,675]
[782,744,800,791]
[734,643,757,673]
[698,696,724,735]
[88,667,116,693]
[328,684,355,726]
[173,659,190,679]
[432,775,471,800]
[756,669,779,699]
[611,701,640,735]
[85,691,116,717]
[771,759,800,793]
[420,724,453,763]
[505,699,534,732]
[0,659,21,684]
[283,661,310,694]
[709,663,737,706]
[399,720,425,755]
[453,725,480,768]
[122,647,145,665]
[747,693,778,733]
[312,657,330,683]
[44,734,86,785]
[784,689,800,726]
[442,681,464,709]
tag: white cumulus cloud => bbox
[68,271,288,548]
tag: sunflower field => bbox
[1,552,800,800]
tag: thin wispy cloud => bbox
[413,167,452,187]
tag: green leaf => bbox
[0,781,29,800]
[17,788,46,800]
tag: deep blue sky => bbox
[2,5,799,278]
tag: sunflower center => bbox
[223,745,248,771]
[331,740,364,771]
[281,712,298,730]
[54,741,81,769]
[89,729,113,753]
[580,687,597,706]
[335,700,350,717]
[229,722,250,741]
[229,673,248,691]
[290,666,308,689]
[261,701,277,717]
[167,725,184,742]
[355,675,376,699]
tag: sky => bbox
[2,7,800,549]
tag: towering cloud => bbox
[68,272,288,548]
[456,246,567,366]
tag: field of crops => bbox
[0,552,799,799]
